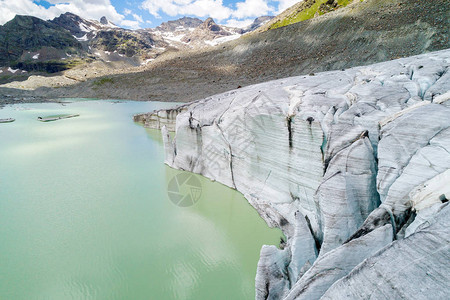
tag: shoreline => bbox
[0,96,155,109]
[0,93,67,108]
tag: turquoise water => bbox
[0,100,281,300]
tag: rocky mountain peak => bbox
[51,12,86,35]
[180,17,235,45]
[0,11,276,70]
[60,12,82,20]
[155,16,203,32]
[201,18,221,32]
[7,15,45,27]
[243,16,274,32]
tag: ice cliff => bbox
[135,49,450,299]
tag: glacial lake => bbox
[0,100,281,300]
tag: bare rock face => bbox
[181,18,240,46]
[99,16,108,25]
[0,15,82,65]
[242,16,274,33]
[137,50,450,299]
[50,12,117,39]
[155,17,203,33]
[200,18,222,32]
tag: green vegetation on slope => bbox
[269,0,359,30]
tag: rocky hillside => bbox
[156,17,203,32]
[89,30,166,59]
[147,16,271,48]
[148,16,203,48]
[50,12,117,41]
[51,12,169,59]
[136,49,450,300]
[0,15,83,70]
[242,16,274,32]
[7,0,446,102]
[0,12,271,82]
[180,18,242,47]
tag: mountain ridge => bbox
[0,12,274,82]
[0,15,83,64]
[0,13,272,67]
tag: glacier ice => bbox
[135,49,450,299]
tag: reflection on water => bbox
[0,100,281,300]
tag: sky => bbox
[0,0,301,29]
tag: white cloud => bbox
[141,0,282,23]
[232,0,273,19]
[120,19,141,29]
[141,0,232,21]
[0,0,53,24]
[124,8,132,15]
[132,13,144,23]
[0,0,124,25]
[223,18,254,28]
[276,0,301,13]
[119,12,144,29]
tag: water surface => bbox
[0,100,281,300]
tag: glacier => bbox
[135,49,450,299]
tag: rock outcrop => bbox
[180,18,242,47]
[90,30,159,57]
[155,17,203,33]
[50,12,115,39]
[242,16,274,33]
[136,49,450,299]
[0,15,82,66]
